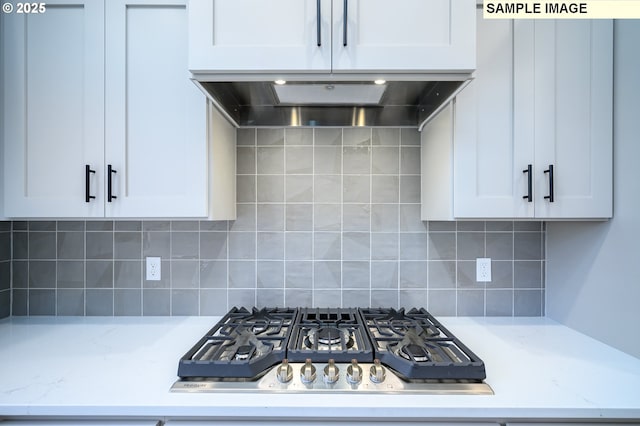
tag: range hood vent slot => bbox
[195,80,467,128]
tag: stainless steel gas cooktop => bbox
[170,307,493,395]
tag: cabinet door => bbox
[453,13,534,218]
[534,20,613,219]
[188,0,332,73]
[105,0,208,217]
[2,0,104,217]
[332,0,475,72]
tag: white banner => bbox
[483,0,640,19]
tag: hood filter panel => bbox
[274,83,387,105]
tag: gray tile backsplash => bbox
[1,222,10,318]
[6,128,546,317]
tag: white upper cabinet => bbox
[452,16,534,219]
[533,20,613,219]
[187,0,475,73]
[2,0,105,217]
[422,12,612,220]
[2,0,234,219]
[188,0,332,72]
[332,0,475,72]
[105,0,208,217]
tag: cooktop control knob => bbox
[276,359,293,383]
[323,359,340,384]
[300,358,317,384]
[346,359,363,384]
[370,359,386,384]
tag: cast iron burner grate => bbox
[177,307,296,378]
[176,307,486,382]
[359,307,486,380]
[286,308,374,362]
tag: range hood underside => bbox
[195,80,466,128]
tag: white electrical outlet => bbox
[476,258,492,282]
[146,257,161,281]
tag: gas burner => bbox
[399,343,430,362]
[317,327,344,346]
[221,328,273,362]
[368,308,442,338]
[305,327,354,350]
[235,344,255,360]
[238,307,290,336]
[252,324,267,334]
[287,308,374,363]
[178,307,297,378]
[359,307,487,380]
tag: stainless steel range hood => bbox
[191,77,471,128]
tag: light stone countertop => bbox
[0,316,639,422]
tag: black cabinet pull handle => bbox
[343,0,348,46]
[85,165,96,203]
[522,164,532,202]
[107,164,117,202]
[544,164,554,203]
[316,0,322,46]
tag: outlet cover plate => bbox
[476,258,492,282]
[146,257,161,281]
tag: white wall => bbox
[546,20,640,359]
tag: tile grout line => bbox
[484,221,487,317]
[168,223,172,316]
[282,130,287,307]
[454,222,458,316]
[197,220,201,316]
[512,221,516,316]
[140,221,144,316]
[397,131,402,309]
[255,131,259,308]
[541,221,545,316]
[339,129,344,308]
[282,130,287,308]
[83,223,86,316]
[311,129,316,308]
[369,129,373,309]
[111,222,115,316]
[55,221,59,317]
[26,225,29,315]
